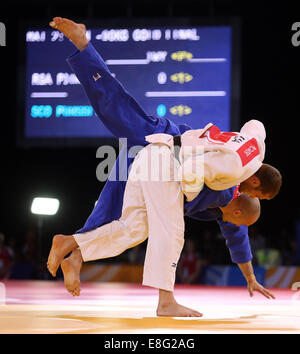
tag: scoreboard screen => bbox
[22,21,239,145]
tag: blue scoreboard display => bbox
[24,23,237,144]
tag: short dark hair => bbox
[255,163,282,199]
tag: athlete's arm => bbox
[217,219,275,299]
[238,261,275,299]
[216,219,252,263]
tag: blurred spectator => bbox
[198,230,214,263]
[249,226,266,265]
[276,228,295,266]
[7,237,16,260]
[292,211,300,265]
[22,229,37,262]
[9,228,38,280]
[255,247,281,267]
[10,251,37,280]
[177,239,203,284]
[249,227,282,267]
[0,232,14,279]
[283,238,297,266]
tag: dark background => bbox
[0,0,298,270]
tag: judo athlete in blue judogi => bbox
[47,18,275,317]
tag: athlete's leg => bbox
[48,147,149,278]
[50,17,165,147]
[73,179,148,262]
[138,144,202,317]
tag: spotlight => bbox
[31,197,60,216]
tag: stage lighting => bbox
[31,197,60,215]
[30,197,60,269]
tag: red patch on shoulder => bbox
[236,138,260,166]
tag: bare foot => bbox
[47,234,78,277]
[49,17,88,51]
[157,289,202,317]
[61,249,82,296]
[157,302,203,317]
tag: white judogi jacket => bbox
[146,120,266,201]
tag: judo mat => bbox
[0,280,300,334]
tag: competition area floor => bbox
[1,280,300,334]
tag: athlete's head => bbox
[220,193,261,226]
[239,163,282,200]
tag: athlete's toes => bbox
[53,17,64,24]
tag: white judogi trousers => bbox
[74,143,185,292]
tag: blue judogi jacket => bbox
[66,43,252,264]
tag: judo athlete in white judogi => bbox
[48,137,271,317]
[71,133,263,291]
[69,117,267,293]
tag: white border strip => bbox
[31,92,68,98]
[187,58,227,63]
[105,59,150,65]
[145,91,226,97]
